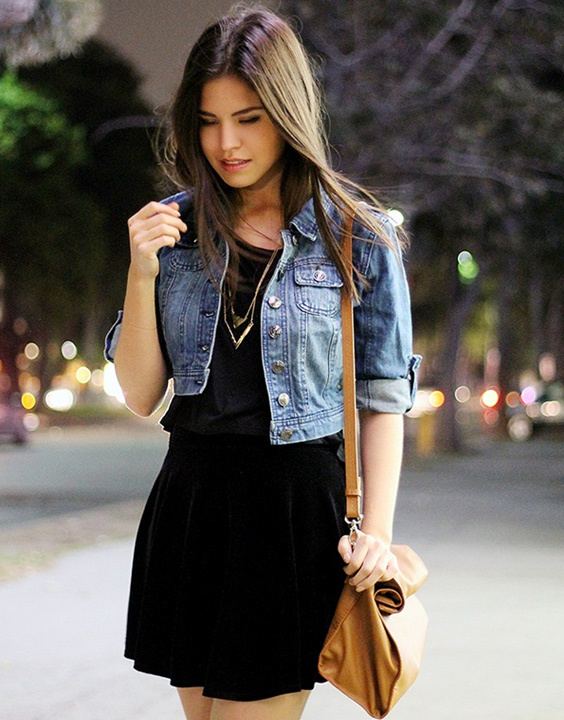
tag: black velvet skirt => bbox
[124,427,348,701]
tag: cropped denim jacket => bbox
[105,191,421,445]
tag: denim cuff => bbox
[104,310,123,362]
[356,378,413,414]
[356,355,421,414]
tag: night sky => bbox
[97,0,238,106]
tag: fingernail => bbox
[356,585,363,593]
[344,553,351,563]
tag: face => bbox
[198,75,286,195]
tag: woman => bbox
[105,5,419,720]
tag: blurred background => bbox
[0,2,563,719]
[0,0,562,452]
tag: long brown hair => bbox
[163,3,404,297]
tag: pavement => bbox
[0,425,563,720]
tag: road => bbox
[0,418,168,528]
[0,421,563,719]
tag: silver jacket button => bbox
[271,361,286,374]
[268,325,282,339]
[280,428,294,440]
[268,296,282,309]
[277,392,290,407]
[313,269,327,282]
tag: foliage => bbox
[19,40,159,329]
[0,40,158,400]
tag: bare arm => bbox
[338,411,404,591]
[113,201,187,417]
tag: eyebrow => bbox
[198,105,264,118]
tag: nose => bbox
[219,121,242,154]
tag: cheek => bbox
[199,130,215,161]
[262,128,286,161]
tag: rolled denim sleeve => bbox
[103,275,172,377]
[354,219,421,413]
[104,310,123,362]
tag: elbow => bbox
[122,390,163,418]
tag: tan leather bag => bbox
[318,215,429,718]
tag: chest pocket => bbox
[294,260,343,316]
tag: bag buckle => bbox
[345,515,363,548]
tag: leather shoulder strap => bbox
[341,214,362,521]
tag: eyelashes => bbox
[198,116,261,126]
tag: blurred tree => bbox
[19,39,158,360]
[0,40,158,403]
[281,0,564,449]
[0,70,104,400]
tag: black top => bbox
[161,244,281,436]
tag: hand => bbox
[127,201,188,279]
[338,530,398,592]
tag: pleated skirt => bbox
[124,426,348,701]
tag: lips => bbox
[220,158,251,172]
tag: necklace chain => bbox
[239,216,283,249]
[223,247,279,349]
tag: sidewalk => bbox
[1,438,563,719]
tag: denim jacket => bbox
[105,191,420,445]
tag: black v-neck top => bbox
[161,245,280,436]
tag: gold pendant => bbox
[231,320,254,349]
[232,313,246,329]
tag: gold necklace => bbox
[239,216,283,250]
[223,247,279,349]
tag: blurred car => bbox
[0,402,29,444]
[506,382,564,442]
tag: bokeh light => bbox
[505,391,520,408]
[45,388,75,412]
[24,342,40,360]
[21,392,36,410]
[481,389,500,408]
[75,366,92,384]
[520,386,536,405]
[388,209,405,226]
[61,341,78,360]
[91,369,104,387]
[541,401,560,418]
[454,385,471,403]
[103,362,125,403]
[484,409,499,426]
[429,390,445,408]
[23,413,40,432]
[457,251,479,283]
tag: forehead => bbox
[200,75,261,112]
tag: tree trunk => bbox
[435,269,485,452]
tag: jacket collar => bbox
[289,192,335,242]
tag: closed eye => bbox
[239,116,261,124]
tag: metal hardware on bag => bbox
[345,515,363,548]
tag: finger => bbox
[129,201,182,224]
[130,214,188,239]
[379,553,399,582]
[347,545,384,587]
[343,543,369,578]
[337,535,354,564]
[354,552,398,592]
[131,220,187,250]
